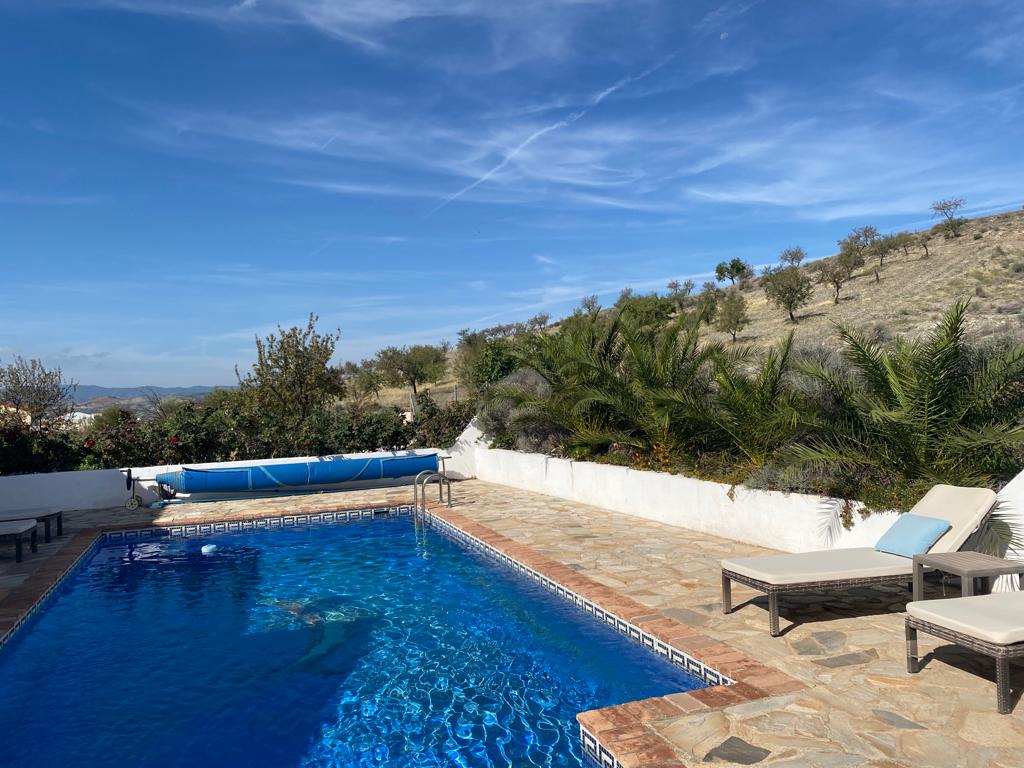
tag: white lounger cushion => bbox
[722,547,912,585]
[908,593,1024,646]
[909,485,997,554]
[721,484,997,587]
[0,520,38,536]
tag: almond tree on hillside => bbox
[0,357,75,427]
[779,246,806,267]
[931,197,967,238]
[836,227,876,278]
[918,233,931,257]
[815,260,846,304]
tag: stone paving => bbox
[1,479,1022,766]
[434,482,1024,767]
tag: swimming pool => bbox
[0,514,704,767]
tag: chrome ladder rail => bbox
[413,470,452,520]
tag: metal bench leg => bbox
[30,528,37,554]
[43,519,52,544]
[906,621,919,674]
[769,592,781,637]
[721,574,732,614]
[997,657,1011,714]
[57,512,63,536]
[15,535,23,563]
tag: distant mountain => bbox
[72,385,229,406]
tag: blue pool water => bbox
[0,516,703,767]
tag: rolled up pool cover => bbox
[155,453,438,494]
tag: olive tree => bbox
[714,289,750,341]
[762,264,813,322]
[893,231,914,258]
[870,234,899,267]
[377,343,449,397]
[714,258,754,285]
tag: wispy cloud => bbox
[428,53,678,214]
[72,0,616,70]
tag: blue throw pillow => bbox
[874,513,952,558]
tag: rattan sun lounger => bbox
[906,593,1024,714]
[0,520,39,563]
[721,485,997,636]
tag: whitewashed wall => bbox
[0,469,129,513]
[447,421,901,553]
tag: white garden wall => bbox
[447,422,1024,555]
[0,449,437,512]
[448,422,898,553]
[0,469,129,513]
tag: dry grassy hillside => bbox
[374,209,1024,407]
[705,209,1024,349]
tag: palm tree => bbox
[487,308,617,451]
[569,305,724,466]
[707,332,805,467]
[491,305,723,467]
[787,300,1024,496]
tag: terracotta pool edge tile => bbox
[426,502,812,768]
[0,528,103,648]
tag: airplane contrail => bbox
[428,53,677,215]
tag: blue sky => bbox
[1,0,1022,386]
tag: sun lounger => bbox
[721,485,997,635]
[0,508,63,543]
[906,592,1024,713]
[0,520,39,563]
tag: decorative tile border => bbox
[0,531,102,650]
[1,505,415,650]
[425,510,732,689]
[101,504,415,542]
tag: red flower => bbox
[85,438,95,449]
[169,436,179,444]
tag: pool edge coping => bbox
[423,502,808,768]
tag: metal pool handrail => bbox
[413,471,452,514]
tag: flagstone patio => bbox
[1,478,1022,766]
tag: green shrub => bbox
[0,424,84,475]
[409,393,475,449]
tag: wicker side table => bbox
[912,552,1024,602]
